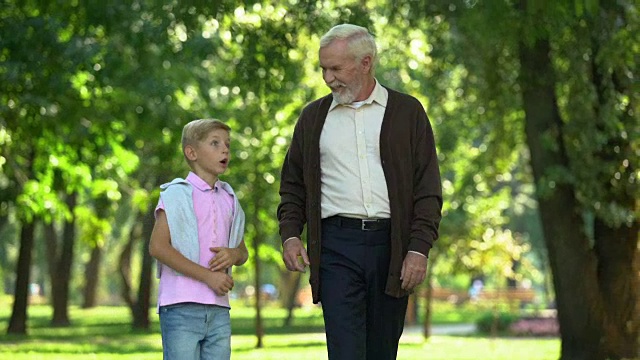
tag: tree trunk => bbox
[82,245,102,308]
[423,265,434,339]
[253,229,264,349]
[282,271,302,327]
[119,225,136,309]
[519,36,605,359]
[253,238,264,348]
[43,221,58,297]
[636,246,640,359]
[594,218,639,357]
[405,293,417,326]
[83,195,111,309]
[251,187,264,349]
[132,206,155,330]
[7,221,36,334]
[588,16,640,356]
[50,192,77,327]
[118,205,153,330]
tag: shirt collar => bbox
[186,171,217,192]
[329,79,388,112]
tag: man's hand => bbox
[400,252,428,291]
[282,237,310,272]
[204,271,234,296]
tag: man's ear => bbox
[184,144,197,161]
[361,55,373,73]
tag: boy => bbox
[149,118,249,360]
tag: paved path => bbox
[404,323,476,336]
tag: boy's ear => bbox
[184,144,197,161]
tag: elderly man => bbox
[278,23,442,360]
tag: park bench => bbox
[478,288,536,303]
[428,287,537,306]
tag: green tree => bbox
[366,1,539,335]
[0,1,104,331]
[389,1,639,358]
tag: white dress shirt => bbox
[320,80,389,219]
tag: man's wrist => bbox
[283,237,300,247]
[408,250,426,258]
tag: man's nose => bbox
[323,69,334,84]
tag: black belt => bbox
[323,216,391,231]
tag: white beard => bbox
[329,80,363,104]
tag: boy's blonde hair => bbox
[181,118,231,167]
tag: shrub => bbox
[475,311,519,334]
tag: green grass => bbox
[0,303,560,359]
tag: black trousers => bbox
[320,219,408,360]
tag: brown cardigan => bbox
[278,86,442,303]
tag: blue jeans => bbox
[159,302,231,360]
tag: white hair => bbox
[320,24,377,74]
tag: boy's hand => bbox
[209,247,240,272]
[205,271,234,296]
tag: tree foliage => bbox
[1,1,637,357]
[386,0,638,358]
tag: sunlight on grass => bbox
[0,304,560,359]
[398,334,559,360]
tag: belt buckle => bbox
[362,220,372,231]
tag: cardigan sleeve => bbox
[277,114,308,244]
[408,103,443,256]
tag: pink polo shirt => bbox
[155,172,234,309]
